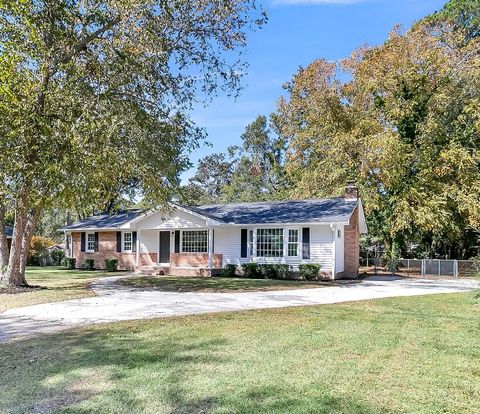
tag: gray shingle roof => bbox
[61,209,147,231]
[192,198,356,225]
[6,226,13,237]
[62,198,357,230]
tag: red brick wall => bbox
[343,206,360,277]
[170,253,223,269]
[72,231,140,270]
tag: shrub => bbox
[63,257,76,270]
[220,264,237,277]
[104,258,118,272]
[51,249,65,266]
[242,263,261,278]
[275,264,291,279]
[299,264,321,281]
[28,236,55,266]
[85,259,95,271]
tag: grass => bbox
[116,275,331,292]
[0,266,120,312]
[1,293,480,413]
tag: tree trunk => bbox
[0,203,9,282]
[18,207,42,279]
[4,205,29,286]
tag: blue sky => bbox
[183,0,446,182]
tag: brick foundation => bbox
[170,253,222,268]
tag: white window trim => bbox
[180,229,208,254]
[122,231,133,253]
[287,227,300,258]
[86,232,96,253]
[255,228,285,258]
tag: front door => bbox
[159,231,170,263]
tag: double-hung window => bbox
[182,230,208,253]
[256,228,284,257]
[123,232,133,252]
[86,233,95,252]
[287,229,299,257]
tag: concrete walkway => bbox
[0,275,477,342]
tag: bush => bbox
[299,264,321,281]
[84,259,95,271]
[28,236,55,266]
[63,257,76,270]
[220,264,237,277]
[51,249,65,266]
[241,263,291,279]
[242,263,261,278]
[104,258,118,272]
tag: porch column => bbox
[208,228,213,269]
[331,224,336,280]
[135,230,140,267]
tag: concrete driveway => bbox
[0,275,477,342]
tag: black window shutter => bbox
[132,231,137,252]
[116,231,122,252]
[174,230,180,253]
[94,232,99,252]
[302,228,310,259]
[240,229,248,258]
[81,232,86,253]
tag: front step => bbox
[134,265,170,276]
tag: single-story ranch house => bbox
[61,184,367,279]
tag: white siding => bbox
[139,230,158,255]
[214,225,335,271]
[135,210,206,230]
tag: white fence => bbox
[361,258,477,278]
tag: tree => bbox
[0,0,266,286]
[183,153,234,205]
[276,23,480,258]
[221,115,287,202]
[426,0,480,40]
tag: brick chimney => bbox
[345,181,358,201]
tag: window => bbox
[287,229,299,257]
[257,228,284,257]
[182,230,208,253]
[248,229,254,257]
[123,232,132,252]
[337,229,341,238]
[86,233,95,252]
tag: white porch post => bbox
[208,228,213,269]
[135,230,140,267]
[331,224,336,280]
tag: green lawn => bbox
[0,266,120,312]
[1,293,479,413]
[117,275,331,292]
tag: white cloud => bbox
[272,0,366,5]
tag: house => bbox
[5,226,12,253]
[61,183,367,279]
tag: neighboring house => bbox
[5,226,12,253]
[61,183,367,278]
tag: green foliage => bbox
[63,257,76,270]
[241,263,291,279]
[299,264,321,281]
[50,250,65,266]
[241,263,261,278]
[104,259,118,273]
[220,264,237,278]
[276,21,480,259]
[84,259,95,271]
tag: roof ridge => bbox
[194,196,344,209]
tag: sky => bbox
[182,0,447,182]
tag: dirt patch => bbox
[0,285,45,295]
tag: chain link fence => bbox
[360,258,477,278]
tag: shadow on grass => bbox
[0,325,392,414]
[116,276,328,293]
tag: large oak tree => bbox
[0,0,266,286]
